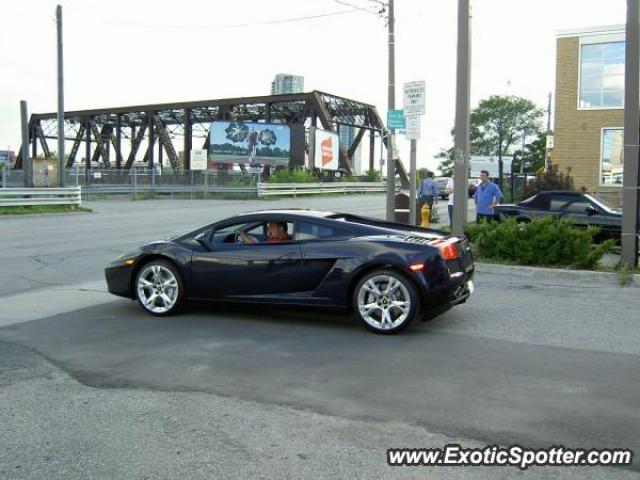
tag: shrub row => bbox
[466,216,613,269]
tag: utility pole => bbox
[385,0,396,221]
[56,5,65,187]
[622,0,640,268]
[545,91,552,172]
[20,100,31,188]
[452,0,471,235]
[546,92,552,132]
[409,138,417,223]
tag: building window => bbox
[600,128,624,186]
[579,42,625,109]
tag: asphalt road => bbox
[1,195,638,480]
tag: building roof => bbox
[556,24,624,38]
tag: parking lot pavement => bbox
[1,270,639,479]
[1,332,637,480]
[1,196,637,479]
[0,340,512,480]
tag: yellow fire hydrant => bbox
[421,203,431,228]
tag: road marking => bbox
[0,280,114,328]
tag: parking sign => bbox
[403,81,425,116]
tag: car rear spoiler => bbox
[329,213,456,238]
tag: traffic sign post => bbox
[403,81,425,225]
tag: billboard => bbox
[208,121,290,167]
[311,128,339,170]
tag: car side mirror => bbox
[585,205,598,216]
[195,232,211,250]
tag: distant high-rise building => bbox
[271,74,304,95]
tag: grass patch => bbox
[0,204,91,215]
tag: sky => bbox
[0,0,628,172]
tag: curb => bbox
[474,262,639,287]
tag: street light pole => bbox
[452,0,471,235]
[385,0,396,221]
[20,100,31,188]
[622,0,640,268]
[56,5,65,187]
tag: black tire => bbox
[352,269,419,334]
[134,259,185,316]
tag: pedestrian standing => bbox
[474,170,503,222]
[418,171,439,222]
[445,175,454,228]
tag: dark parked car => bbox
[494,191,623,241]
[105,210,475,334]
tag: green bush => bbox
[269,168,317,183]
[466,216,613,269]
[363,169,382,182]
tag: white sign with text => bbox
[190,149,208,170]
[403,80,425,116]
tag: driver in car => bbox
[236,221,290,244]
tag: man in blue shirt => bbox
[418,171,439,222]
[474,170,503,222]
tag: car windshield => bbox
[584,194,620,214]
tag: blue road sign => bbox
[387,109,406,130]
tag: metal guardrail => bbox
[0,187,82,207]
[82,185,257,195]
[257,182,386,197]
[80,181,386,197]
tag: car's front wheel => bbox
[135,260,184,316]
[353,269,419,334]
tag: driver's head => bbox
[267,221,287,239]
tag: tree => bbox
[435,147,455,177]
[529,163,584,194]
[470,95,544,186]
[512,130,548,174]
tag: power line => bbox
[101,9,359,30]
[333,0,387,17]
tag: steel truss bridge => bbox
[16,91,408,183]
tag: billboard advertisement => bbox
[208,121,290,167]
[311,128,339,170]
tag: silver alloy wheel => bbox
[136,264,179,314]
[357,274,411,331]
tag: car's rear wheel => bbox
[135,260,184,316]
[353,269,419,334]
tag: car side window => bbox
[565,199,594,214]
[294,221,349,241]
[210,222,252,243]
[549,194,576,212]
[231,220,295,244]
[521,193,550,210]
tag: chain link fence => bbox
[1,168,386,199]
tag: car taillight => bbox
[429,239,460,260]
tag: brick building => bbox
[554,25,625,205]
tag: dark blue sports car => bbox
[105,209,475,334]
